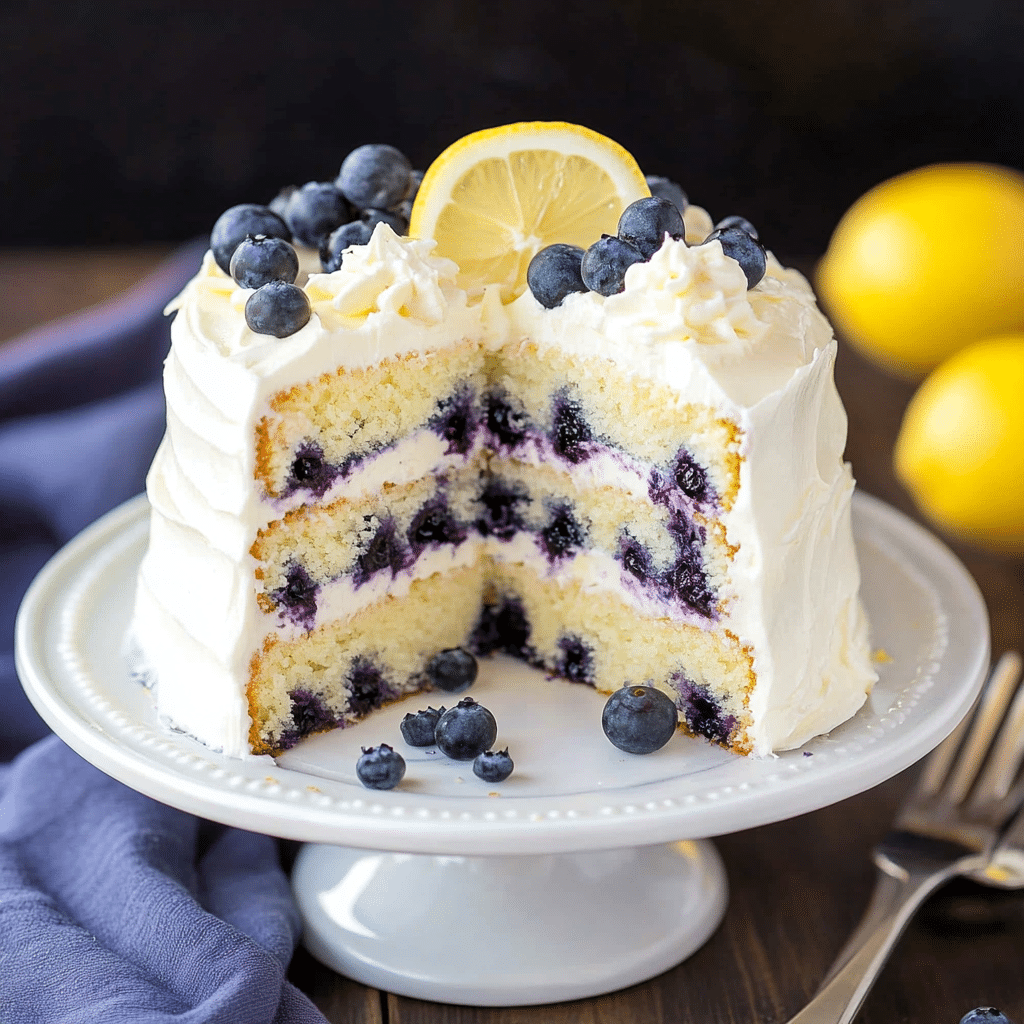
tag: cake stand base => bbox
[291,839,728,1006]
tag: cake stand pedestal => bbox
[16,493,990,1006]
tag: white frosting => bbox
[131,216,875,757]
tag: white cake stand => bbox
[16,492,989,1007]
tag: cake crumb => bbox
[265,776,279,784]
[488,791,501,798]
[307,785,322,793]
[872,648,893,664]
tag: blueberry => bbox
[426,647,478,693]
[288,689,335,738]
[408,502,464,551]
[527,243,588,309]
[619,538,652,582]
[347,658,391,716]
[674,450,709,502]
[669,561,716,617]
[268,184,297,219]
[477,481,527,540]
[541,505,585,560]
[210,204,290,275]
[703,226,767,289]
[645,175,688,215]
[714,214,759,241]
[558,635,592,684]
[285,181,352,249]
[581,235,645,296]
[273,562,318,627]
[617,197,686,260]
[429,388,475,455]
[288,442,336,498]
[435,697,497,761]
[356,744,406,789]
[362,207,408,235]
[355,519,409,583]
[473,748,514,783]
[486,393,528,448]
[229,234,300,289]
[400,706,446,746]
[337,144,413,210]
[550,393,593,463]
[674,676,736,745]
[244,281,312,338]
[959,1009,1014,1024]
[602,684,678,754]
[320,219,374,272]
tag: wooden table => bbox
[2,247,1022,1024]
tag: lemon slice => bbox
[409,121,650,303]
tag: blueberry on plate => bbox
[337,144,414,211]
[400,706,446,747]
[645,175,688,215]
[320,219,375,272]
[581,235,645,296]
[703,226,767,289]
[713,214,759,241]
[426,647,478,693]
[244,280,312,338]
[473,748,514,783]
[602,684,678,754]
[285,182,352,249]
[527,243,587,309]
[356,744,406,789]
[959,1010,1015,1024]
[435,697,497,761]
[229,234,300,289]
[617,196,686,260]
[210,204,290,275]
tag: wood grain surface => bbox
[2,250,1021,1024]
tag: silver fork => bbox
[784,650,1024,1024]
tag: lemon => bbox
[817,164,1024,378]
[894,334,1024,554]
[409,121,650,303]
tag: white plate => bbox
[16,490,989,856]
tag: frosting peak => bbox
[606,236,767,347]
[306,224,459,328]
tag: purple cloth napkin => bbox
[0,244,327,1022]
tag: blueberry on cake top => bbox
[130,122,876,758]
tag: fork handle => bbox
[783,860,964,1024]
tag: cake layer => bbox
[250,455,734,633]
[485,341,742,512]
[256,338,487,500]
[475,561,755,751]
[248,564,486,754]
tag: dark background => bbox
[2,0,1022,258]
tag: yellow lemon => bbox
[894,334,1024,554]
[409,121,650,303]
[817,164,1024,378]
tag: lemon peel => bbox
[817,163,1024,378]
[894,334,1024,553]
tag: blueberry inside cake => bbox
[130,128,875,759]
